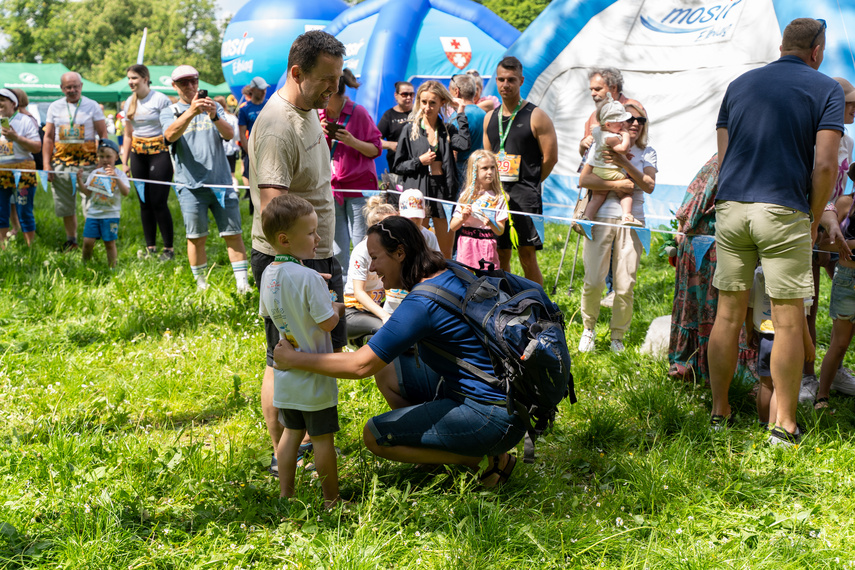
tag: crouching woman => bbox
[273,215,523,486]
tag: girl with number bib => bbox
[449,150,508,269]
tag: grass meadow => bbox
[2,185,855,569]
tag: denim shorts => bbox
[176,186,242,239]
[365,352,526,457]
[83,218,119,242]
[829,265,855,322]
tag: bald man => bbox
[43,72,108,251]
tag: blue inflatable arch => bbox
[323,0,519,120]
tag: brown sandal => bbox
[479,454,517,487]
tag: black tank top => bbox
[485,101,543,195]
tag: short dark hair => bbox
[782,18,825,51]
[287,30,346,74]
[262,194,316,246]
[337,68,360,96]
[395,81,413,94]
[367,216,446,291]
[497,56,523,76]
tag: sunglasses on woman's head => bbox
[626,116,647,125]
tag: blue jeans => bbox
[0,186,35,232]
[176,186,242,239]
[365,353,526,457]
[830,265,855,322]
[333,196,367,271]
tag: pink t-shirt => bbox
[319,100,382,203]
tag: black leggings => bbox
[130,151,174,249]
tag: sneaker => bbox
[600,290,616,308]
[268,453,278,478]
[236,282,253,294]
[710,414,735,432]
[61,239,78,252]
[831,367,855,395]
[158,249,175,262]
[610,339,625,353]
[196,280,209,291]
[768,425,802,447]
[578,329,596,353]
[798,374,819,403]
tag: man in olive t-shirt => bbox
[246,30,346,474]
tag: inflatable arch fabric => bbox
[320,0,520,121]
[221,0,349,101]
[497,0,855,223]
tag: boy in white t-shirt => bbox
[77,140,129,267]
[259,194,343,508]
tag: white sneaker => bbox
[578,329,596,353]
[798,375,819,403]
[610,339,625,353]
[600,290,616,308]
[236,282,253,294]
[832,367,855,395]
[196,279,209,291]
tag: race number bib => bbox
[497,151,521,182]
[0,141,14,163]
[58,124,85,144]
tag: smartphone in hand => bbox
[0,117,9,130]
[197,89,208,99]
[326,123,341,137]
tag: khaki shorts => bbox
[51,163,95,218]
[592,166,626,181]
[713,200,812,299]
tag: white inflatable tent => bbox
[494,0,855,225]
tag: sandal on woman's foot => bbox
[479,454,517,487]
[621,214,644,227]
[814,397,830,410]
[572,215,591,236]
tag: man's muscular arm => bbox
[531,107,557,181]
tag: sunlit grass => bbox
[2,191,855,568]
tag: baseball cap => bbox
[247,77,269,90]
[0,88,18,107]
[398,189,426,219]
[834,77,855,103]
[171,65,199,82]
[98,139,120,154]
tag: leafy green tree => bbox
[0,0,226,85]
[480,0,550,31]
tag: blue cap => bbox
[98,139,120,154]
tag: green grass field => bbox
[2,186,855,569]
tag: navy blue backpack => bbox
[410,261,575,462]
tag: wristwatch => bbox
[211,114,220,122]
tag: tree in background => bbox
[479,0,549,31]
[0,0,226,85]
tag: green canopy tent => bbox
[0,62,120,103]
[106,66,228,102]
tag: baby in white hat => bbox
[577,93,641,230]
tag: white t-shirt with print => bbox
[82,168,129,219]
[259,261,337,412]
[46,96,104,142]
[123,90,171,138]
[0,113,40,163]
[83,168,130,220]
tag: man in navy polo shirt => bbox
[708,18,844,446]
